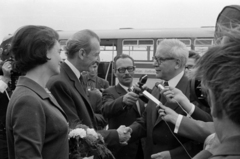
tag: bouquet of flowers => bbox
[68,124,115,159]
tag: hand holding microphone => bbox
[161,86,189,104]
[158,104,179,125]
[123,92,139,106]
[155,82,193,118]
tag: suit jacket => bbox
[47,62,119,147]
[86,89,107,129]
[130,74,210,159]
[6,76,69,159]
[82,73,109,90]
[178,107,214,143]
[102,84,145,159]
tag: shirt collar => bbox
[65,59,81,79]
[213,135,240,156]
[168,71,184,88]
[87,74,97,82]
[118,83,133,92]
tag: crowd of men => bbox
[0,4,240,159]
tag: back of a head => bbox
[215,5,240,44]
[65,29,100,59]
[157,39,189,68]
[0,35,13,61]
[11,25,59,73]
[189,50,200,61]
[195,30,240,126]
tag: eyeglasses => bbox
[152,56,175,64]
[185,65,194,70]
[117,66,135,73]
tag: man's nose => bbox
[153,60,159,67]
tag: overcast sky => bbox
[0,0,239,42]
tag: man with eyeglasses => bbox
[185,50,200,78]
[102,54,146,159]
[126,39,206,159]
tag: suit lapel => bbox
[48,94,69,120]
[61,63,95,121]
[62,63,91,107]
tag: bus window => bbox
[100,46,117,62]
[122,39,154,61]
[194,39,213,55]
[59,39,68,61]
[157,39,191,50]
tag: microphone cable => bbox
[162,116,193,159]
[160,100,192,159]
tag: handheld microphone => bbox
[133,74,148,94]
[155,82,192,118]
[155,82,165,91]
[142,90,163,107]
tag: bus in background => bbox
[58,27,214,88]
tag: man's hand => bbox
[117,125,132,145]
[151,151,171,159]
[161,86,189,104]
[123,92,139,106]
[161,86,193,113]
[90,88,102,97]
[157,104,178,125]
[204,133,220,154]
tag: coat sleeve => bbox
[10,95,45,159]
[102,89,127,119]
[129,109,147,142]
[178,117,215,143]
[191,106,212,122]
[97,129,121,148]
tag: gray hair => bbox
[157,39,189,68]
[65,29,100,59]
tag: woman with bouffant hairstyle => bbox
[6,25,69,159]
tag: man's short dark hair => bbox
[11,25,59,73]
[189,50,200,61]
[65,29,100,59]
[195,28,240,126]
[113,54,135,71]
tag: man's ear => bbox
[174,59,181,69]
[113,69,117,77]
[78,48,85,60]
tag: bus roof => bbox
[57,27,214,40]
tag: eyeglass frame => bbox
[116,66,136,73]
[152,56,176,64]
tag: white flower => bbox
[69,128,87,139]
[86,128,98,139]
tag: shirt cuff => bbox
[0,80,8,93]
[174,114,183,134]
[188,103,195,115]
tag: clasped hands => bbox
[117,125,132,145]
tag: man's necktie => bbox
[160,81,169,105]
[128,87,133,92]
[163,81,169,87]
[79,75,87,92]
